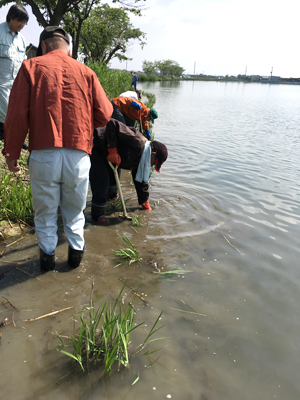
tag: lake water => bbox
[1,80,300,400]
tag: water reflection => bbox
[1,81,300,399]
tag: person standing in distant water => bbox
[0,4,29,141]
[131,71,138,90]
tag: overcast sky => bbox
[1,0,299,77]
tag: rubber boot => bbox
[91,202,106,223]
[40,248,55,272]
[68,246,85,269]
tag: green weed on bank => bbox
[0,145,34,224]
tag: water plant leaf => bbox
[158,270,191,275]
[132,373,139,385]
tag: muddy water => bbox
[1,81,300,399]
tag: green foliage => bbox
[113,234,141,267]
[79,4,146,64]
[142,60,157,76]
[0,0,146,59]
[0,167,34,224]
[142,59,185,77]
[88,62,131,99]
[131,215,142,227]
[57,285,164,376]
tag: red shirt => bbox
[4,50,113,159]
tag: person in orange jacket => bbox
[111,96,158,140]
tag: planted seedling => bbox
[113,234,141,267]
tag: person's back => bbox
[4,26,113,271]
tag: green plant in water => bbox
[131,215,142,227]
[106,197,130,213]
[113,234,140,267]
[57,284,164,376]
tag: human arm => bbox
[4,64,30,161]
[92,74,113,128]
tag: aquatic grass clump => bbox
[0,171,34,224]
[57,285,164,376]
[131,215,142,227]
[106,197,130,213]
[113,234,141,267]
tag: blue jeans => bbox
[29,148,90,254]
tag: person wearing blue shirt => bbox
[0,4,28,140]
[131,71,138,90]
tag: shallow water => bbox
[1,81,300,399]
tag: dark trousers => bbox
[89,147,149,220]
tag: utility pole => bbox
[194,62,196,76]
[270,67,273,77]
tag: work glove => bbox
[107,148,121,166]
[144,129,151,140]
[141,200,152,210]
[130,101,141,111]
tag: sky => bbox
[1,0,300,78]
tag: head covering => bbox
[149,109,158,124]
[152,141,168,172]
[36,26,70,56]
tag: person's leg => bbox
[59,148,90,268]
[29,149,61,270]
[89,147,110,222]
[131,168,149,205]
[60,148,90,250]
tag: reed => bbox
[131,215,142,227]
[113,234,141,267]
[57,284,164,376]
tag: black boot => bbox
[40,248,55,271]
[68,246,85,269]
[91,202,106,222]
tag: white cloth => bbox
[0,22,26,123]
[135,141,151,183]
[119,90,138,100]
[29,148,90,254]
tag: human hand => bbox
[107,148,121,166]
[6,159,20,173]
[144,129,151,140]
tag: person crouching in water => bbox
[89,118,168,224]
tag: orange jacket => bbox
[4,50,113,159]
[112,96,150,131]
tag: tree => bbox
[0,0,146,58]
[142,60,157,76]
[155,60,185,77]
[78,4,145,64]
[142,59,185,77]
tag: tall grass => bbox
[88,62,132,99]
[0,147,34,224]
[57,284,164,376]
